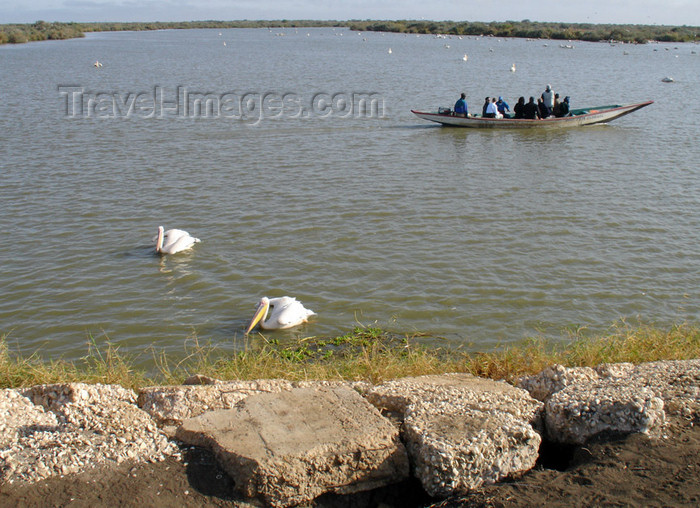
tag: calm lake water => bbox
[1,28,698,367]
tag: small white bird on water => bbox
[462,54,468,61]
[388,48,392,54]
[245,296,315,333]
[510,63,516,72]
[154,226,200,255]
[93,60,102,67]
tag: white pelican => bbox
[245,296,315,333]
[154,226,200,255]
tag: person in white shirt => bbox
[485,97,500,118]
[541,84,555,117]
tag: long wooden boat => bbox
[411,101,653,129]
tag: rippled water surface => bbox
[1,28,698,365]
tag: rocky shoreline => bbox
[1,359,698,507]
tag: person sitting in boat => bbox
[484,97,500,118]
[496,96,510,117]
[453,93,468,117]
[513,97,525,119]
[537,97,549,118]
[523,96,540,119]
[482,97,490,117]
[556,96,571,117]
[552,93,561,117]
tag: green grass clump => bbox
[1,322,698,390]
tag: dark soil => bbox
[2,417,698,508]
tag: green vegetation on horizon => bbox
[0,19,343,44]
[1,19,699,45]
[348,19,700,44]
[1,322,698,391]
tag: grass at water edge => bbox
[1,322,699,390]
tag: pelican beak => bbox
[154,226,164,254]
[245,299,269,334]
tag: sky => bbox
[1,0,700,26]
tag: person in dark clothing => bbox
[552,93,561,117]
[556,96,570,117]
[513,96,525,119]
[522,97,540,119]
[537,98,549,118]
[482,97,490,117]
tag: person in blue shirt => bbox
[496,96,510,117]
[454,93,468,117]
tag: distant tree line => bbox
[0,21,84,44]
[348,20,700,44]
[0,20,343,44]
[2,19,699,45]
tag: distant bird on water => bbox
[245,296,315,333]
[510,63,516,72]
[388,48,392,54]
[93,60,102,67]
[153,226,200,255]
[462,54,468,61]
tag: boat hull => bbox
[411,101,653,129]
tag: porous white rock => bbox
[138,379,297,426]
[535,360,700,444]
[0,383,176,485]
[365,373,543,497]
[517,364,599,402]
[366,373,543,424]
[545,381,666,444]
[0,389,58,448]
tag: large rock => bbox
[176,385,409,508]
[518,364,598,402]
[623,360,700,418]
[365,373,543,423]
[138,379,297,426]
[545,380,666,444]
[364,374,543,497]
[0,383,176,485]
[0,389,58,448]
[519,360,700,444]
[138,378,371,428]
